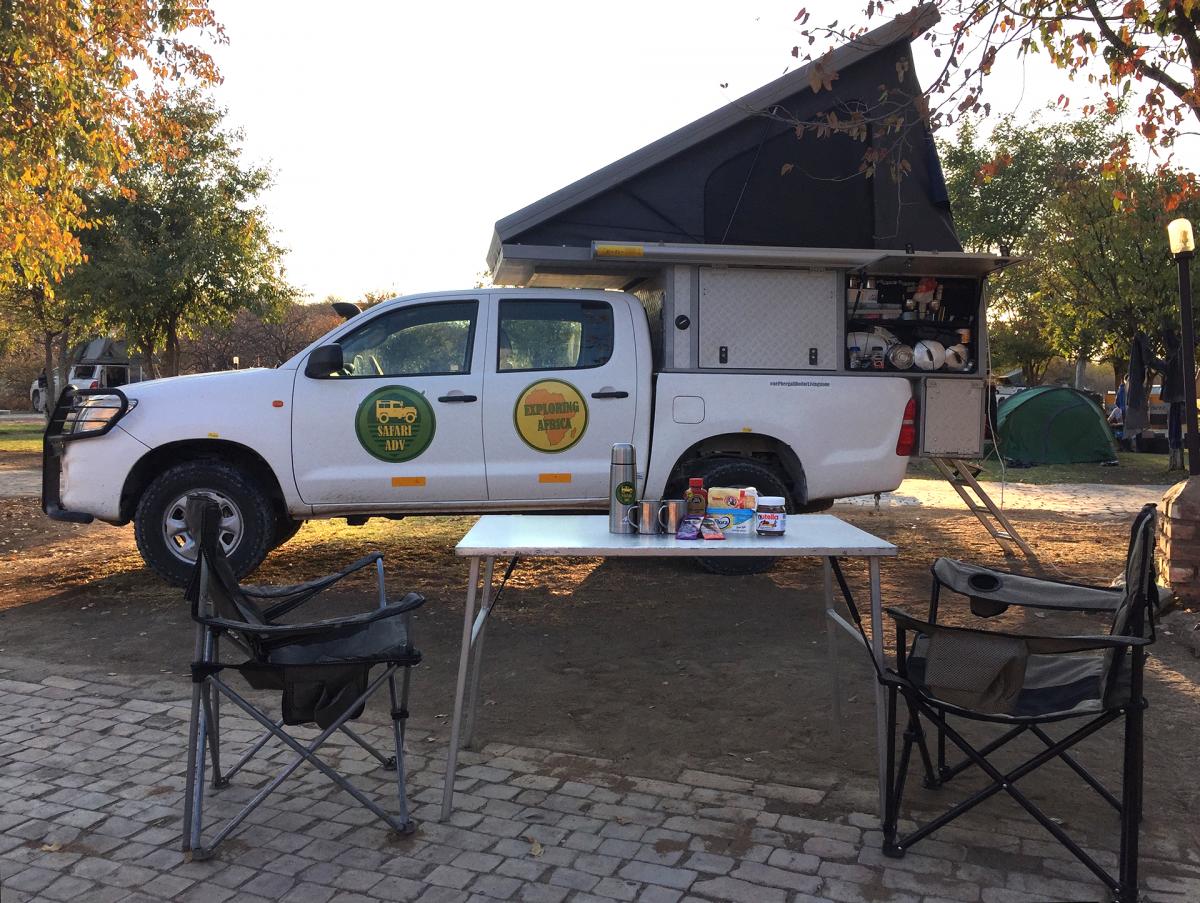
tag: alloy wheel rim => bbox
[162,490,243,564]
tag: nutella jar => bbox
[756,496,787,536]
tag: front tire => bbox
[134,461,275,586]
[273,516,304,549]
[31,391,43,413]
[688,458,794,576]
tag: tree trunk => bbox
[165,313,181,377]
[54,330,72,405]
[41,332,57,423]
[1074,356,1087,389]
[140,339,159,380]
[1111,357,1128,389]
[1024,358,1048,386]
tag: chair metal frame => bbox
[181,508,422,861]
[870,505,1159,903]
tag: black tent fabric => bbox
[489,4,959,272]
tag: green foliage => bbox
[0,0,222,293]
[940,116,1114,256]
[1035,165,1200,376]
[940,113,1199,382]
[987,305,1057,385]
[65,91,296,377]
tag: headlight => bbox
[59,391,136,440]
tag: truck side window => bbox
[497,300,614,372]
[338,300,478,377]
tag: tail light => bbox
[896,397,917,456]
[89,380,99,388]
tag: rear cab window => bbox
[497,299,614,372]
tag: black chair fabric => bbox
[184,497,422,728]
[181,495,425,859]
[877,504,1159,903]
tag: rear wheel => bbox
[31,390,43,413]
[134,460,275,586]
[686,458,794,576]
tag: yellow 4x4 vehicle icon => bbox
[375,399,418,424]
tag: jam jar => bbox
[756,496,787,536]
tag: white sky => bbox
[206,1,1200,302]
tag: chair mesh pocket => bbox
[922,631,1028,713]
[281,665,370,728]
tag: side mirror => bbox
[331,301,362,321]
[304,344,344,379]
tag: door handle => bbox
[438,394,477,403]
[591,390,629,399]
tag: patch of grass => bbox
[907,450,1180,486]
[0,421,44,454]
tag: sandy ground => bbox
[1,466,1170,517]
[1,488,1198,862]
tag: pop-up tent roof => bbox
[996,387,1118,466]
[489,4,962,288]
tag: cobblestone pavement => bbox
[1,664,1198,903]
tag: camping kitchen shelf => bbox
[843,273,981,375]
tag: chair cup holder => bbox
[967,573,1002,592]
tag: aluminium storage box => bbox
[920,377,986,458]
[698,268,837,370]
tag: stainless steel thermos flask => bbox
[609,443,637,533]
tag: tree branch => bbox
[1082,0,1194,112]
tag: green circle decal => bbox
[354,386,436,462]
[614,481,636,505]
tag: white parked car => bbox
[31,362,138,412]
[44,287,916,584]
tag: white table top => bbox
[455,514,896,558]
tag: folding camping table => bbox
[441,514,897,821]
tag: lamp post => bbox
[1167,218,1200,476]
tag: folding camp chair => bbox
[181,497,425,860]
[875,503,1159,903]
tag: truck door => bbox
[291,298,487,507]
[482,295,637,501]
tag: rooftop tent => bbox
[995,387,1118,466]
[489,4,960,287]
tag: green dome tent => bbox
[995,387,1118,466]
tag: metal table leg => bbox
[442,556,481,821]
[870,555,887,818]
[462,556,496,750]
[823,557,842,739]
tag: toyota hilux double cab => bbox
[42,280,931,584]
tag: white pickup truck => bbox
[44,286,915,584]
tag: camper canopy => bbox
[489,4,965,289]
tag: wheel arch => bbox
[120,439,289,524]
[661,432,808,505]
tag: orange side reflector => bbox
[539,473,572,483]
[391,476,426,487]
[272,400,284,408]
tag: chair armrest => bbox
[886,606,1151,654]
[200,591,426,640]
[241,552,382,598]
[931,558,1123,615]
[241,553,384,620]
